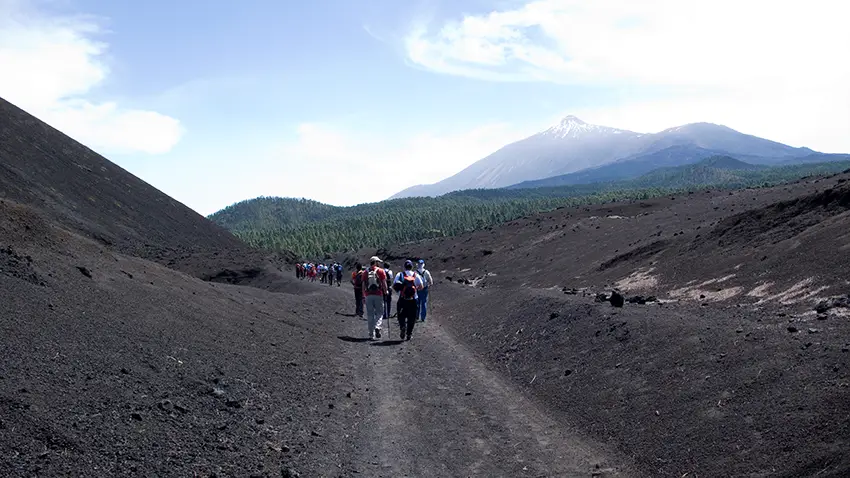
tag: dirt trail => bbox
[331,290,632,477]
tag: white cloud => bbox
[406,0,850,152]
[0,1,182,154]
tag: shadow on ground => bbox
[372,340,404,347]
[337,336,372,343]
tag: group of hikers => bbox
[352,256,433,342]
[295,261,344,286]
[295,256,434,341]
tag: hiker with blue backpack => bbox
[393,260,424,341]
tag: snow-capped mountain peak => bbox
[542,115,621,139]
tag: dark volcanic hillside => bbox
[381,173,850,477]
[0,97,273,276]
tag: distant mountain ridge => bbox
[391,117,819,199]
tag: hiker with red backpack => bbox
[392,260,424,341]
[362,256,388,340]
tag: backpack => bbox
[397,271,417,300]
[353,271,363,288]
[366,267,380,292]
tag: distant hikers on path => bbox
[296,261,343,286]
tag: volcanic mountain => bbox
[390,116,818,198]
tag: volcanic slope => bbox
[383,172,850,477]
[1,97,636,477]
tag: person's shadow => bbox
[337,336,371,343]
[371,340,404,347]
[334,312,358,318]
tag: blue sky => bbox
[1,0,848,214]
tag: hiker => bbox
[383,262,394,321]
[393,260,424,341]
[295,262,302,279]
[350,263,364,318]
[362,256,388,340]
[335,263,343,286]
[417,259,434,322]
[320,263,328,283]
[328,263,335,287]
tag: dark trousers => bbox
[383,292,393,319]
[354,288,364,317]
[397,298,418,338]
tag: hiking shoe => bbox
[399,329,405,340]
[375,328,381,339]
[405,334,411,341]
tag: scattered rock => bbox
[564,369,573,376]
[225,399,243,408]
[808,328,820,334]
[609,292,625,308]
[158,399,174,412]
[594,293,608,303]
[815,295,850,314]
[76,266,92,278]
[281,468,301,478]
[787,326,799,333]
[131,412,142,421]
[120,368,130,374]
[481,249,493,256]
[627,295,647,305]
[549,312,560,320]
[310,430,322,437]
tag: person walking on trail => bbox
[327,263,335,288]
[350,263,364,318]
[335,263,343,286]
[417,259,434,322]
[393,260,424,341]
[362,256,388,340]
[383,263,394,321]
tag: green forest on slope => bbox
[209,158,850,258]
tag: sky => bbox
[1,0,848,215]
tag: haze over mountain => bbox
[390,117,818,199]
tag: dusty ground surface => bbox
[385,173,850,477]
[4,95,850,477]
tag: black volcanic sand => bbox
[386,174,850,477]
[0,199,632,477]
